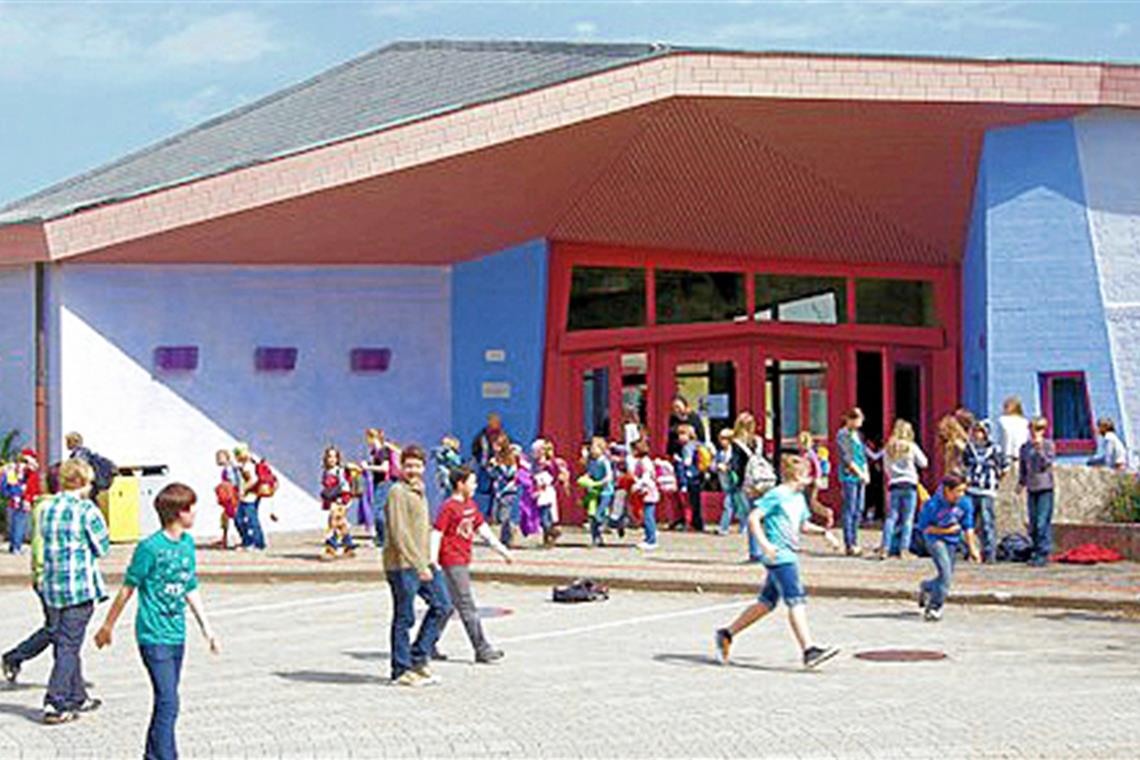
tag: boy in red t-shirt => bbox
[432,466,514,663]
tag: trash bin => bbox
[105,465,169,542]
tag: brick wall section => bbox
[41,53,1140,260]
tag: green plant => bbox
[0,428,21,463]
[1107,473,1140,523]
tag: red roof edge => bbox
[0,222,50,264]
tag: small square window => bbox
[154,346,198,373]
[350,348,392,373]
[255,347,298,373]
[1039,371,1096,454]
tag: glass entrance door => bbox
[571,351,622,445]
[660,346,750,446]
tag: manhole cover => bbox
[855,649,947,662]
[477,606,514,619]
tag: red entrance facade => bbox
[542,241,960,523]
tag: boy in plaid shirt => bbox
[38,459,110,724]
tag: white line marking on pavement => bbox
[497,601,744,645]
[210,590,377,618]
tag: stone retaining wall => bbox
[995,465,1124,536]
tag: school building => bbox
[1,40,1138,532]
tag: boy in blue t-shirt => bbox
[96,483,220,760]
[714,455,841,669]
[916,474,981,621]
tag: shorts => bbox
[758,562,807,609]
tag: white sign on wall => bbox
[482,381,512,399]
[484,349,507,363]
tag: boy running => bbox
[714,455,841,669]
[916,474,981,621]
[433,467,513,663]
[96,483,220,760]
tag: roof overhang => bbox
[3,50,1137,265]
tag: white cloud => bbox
[0,4,284,82]
[367,2,432,20]
[1112,22,1132,39]
[159,86,247,126]
[574,21,599,37]
[151,12,280,66]
[713,19,826,43]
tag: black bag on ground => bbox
[552,578,609,603]
[997,533,1033,563]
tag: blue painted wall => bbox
[451,239,549,453]
[971,119,1122,451]
[962,165,988,416]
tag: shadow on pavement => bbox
[0,702,44,723]
[845,611,923,621]
[273,670,386,685]
[1035,611,1140,625]
[652,652,806,674]
[0,682,39,693]
[342,650,389,661]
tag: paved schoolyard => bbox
[1,581,1138,759]
[3,527,1137,611]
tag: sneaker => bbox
[391,671,426,688]
[475,649,505,664]
[42,706,78,725]
[714,628,733,665]
[2,656,19,684]
[636,541,658,551]
[846,546,863,557]
[617,524,626,539]
[75,698,102,714]
[802,645,840,669]
[924,607,943,622]
[430,649,448,662]
[411,665,440,685]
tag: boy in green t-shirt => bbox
[95,483,220,760]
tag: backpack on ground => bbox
[743,446,777,496]
[653,459,678,493]
[552,578,609,603]
[997,533,1033,563]
[255,459,279,498]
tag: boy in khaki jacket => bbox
[383,445,452,687]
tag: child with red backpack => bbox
[319,447,356,560]
[233,443,274,551]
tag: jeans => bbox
[475,468,494,520]
[45,601,94,711]
[881,485,918,556]
[440,565,491,657]
[7,507,28,552]
[758,561,807,608]
[4,590,52,668]
[841,480,866,551]
[495,492,519,545]
[972,494,997,562]
[920,539,956,611]
[718,489,738,533]
[1027,489,1055,563]
[642,503,658,545]
[235,500,266,550]
[386,567,452,680]
[590,492,613,544]
[373,479,392,547]
[539,506,554,535]
[140,643,184,760]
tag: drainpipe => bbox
[34,262,48,458]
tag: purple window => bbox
[154,346,199,373]
[350,348,392,373]
[255,347,298,372]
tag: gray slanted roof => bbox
[0,39,671,224]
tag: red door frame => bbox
[568,350,623,444]
[541,241,962,507]
[657,342,752,445]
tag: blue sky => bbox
[3,0,1139,207]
